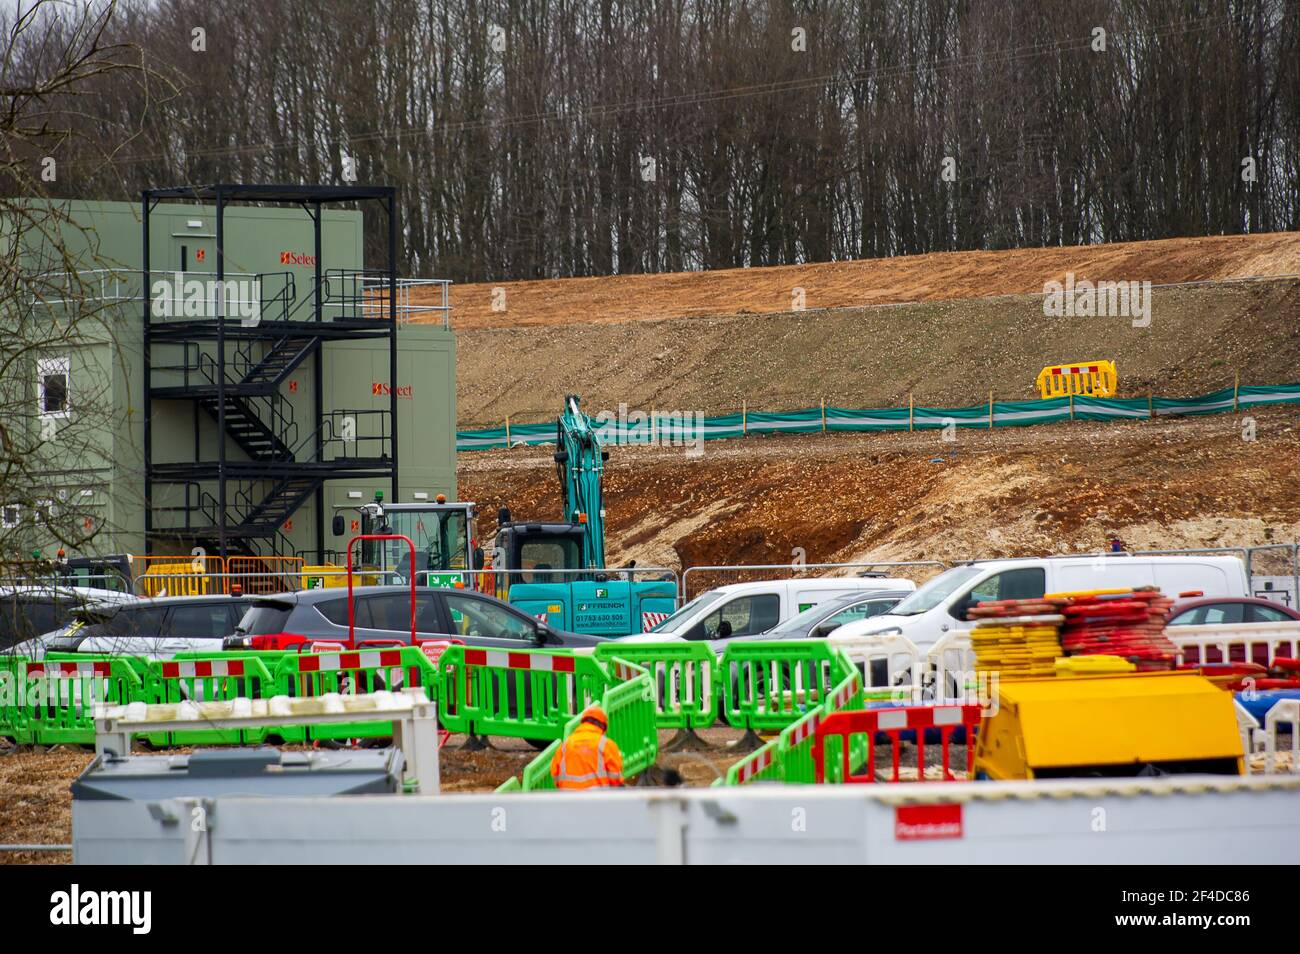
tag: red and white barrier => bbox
[26,661,111,678]
[734,745,776,783]
[462,648,577,673]
[296,649,404,672]
[642,611,670,632]
[812,703,982,783]
[160,660,246,679]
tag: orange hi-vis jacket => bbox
[550,720,624,789]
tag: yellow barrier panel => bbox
[139,559,220,597]
[1036,360,1117,399]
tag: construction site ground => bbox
[460,407,1300,586]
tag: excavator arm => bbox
[553,394,608,569]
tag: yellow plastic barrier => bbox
[139,560,218,597]
[1036,360,1117,399]
[1053,654,1136,676]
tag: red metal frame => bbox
[812,705,983,784]
[346,533,416,647]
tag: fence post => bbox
[1069,392,1074,421]
[505,415,511,448]
[1233,371,1240,412]
[651,407,657,444]
[909,393,914,432]
[1148,392,1154,420]
[988,390,994,429]
[821,398,826,433]
[742,400,747,436]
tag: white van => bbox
[621,576,916,644]
[829,555,1249,651]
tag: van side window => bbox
[951,568,1046,619]
[688,594,780,640]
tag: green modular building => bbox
[6,186,455,565]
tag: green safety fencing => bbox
[436,645,609,741]
[273,647,440,742]
[3,656,151,747]
[0,646,445,748]
[718,639,856,732]
[457,381,1300,451]
[593,641,718,729]
[501,653,659,792]
[716,651,866,787]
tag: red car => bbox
[1166,595,1300,627]
[1166,595,1300,667]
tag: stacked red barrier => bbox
[1058,588,1179,669]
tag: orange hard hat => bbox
[581,705,609,728]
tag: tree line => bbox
[8,0,1300,283]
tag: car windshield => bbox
[765,595,859,635]
[888,566,983,616]
[650,592,723,633]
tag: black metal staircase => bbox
[142,184,408,561]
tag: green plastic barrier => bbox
[0,655,32,744]
[772,669,864,784]
[507,654,659,792]
[436,645,607,741]
[271,646,439,742]
[719,639,855,732]
[719,653,865,786]
[148,654,286,745]
[594,642,717,729]
[18,656,150,746]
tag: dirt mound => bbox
[454,278,1300,426]
[422,232,1300,331]
[459,408,1300,592]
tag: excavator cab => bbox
[331,495,483,589]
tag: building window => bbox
[1,504,19,529]
[37,356,70,417]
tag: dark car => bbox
[28,593,255,659]
[1166,595,1300,627]
[224,585,606,651]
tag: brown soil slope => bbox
[459,408,1300,590]
[455,278,1300,425]
[426,232,1300,331]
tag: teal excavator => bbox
[490,395,676,636]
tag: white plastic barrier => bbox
[1234,700,1265,758]
[926,630,977,702]
[827,632,924,702]
[1168,621,1300,667]
[1263,699,1300,775]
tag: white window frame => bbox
[37,356,71,419]
[1,504,20,529]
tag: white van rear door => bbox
[1150,561,1238,598]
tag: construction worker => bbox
[550,705,624,789]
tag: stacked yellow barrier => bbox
[969,615,1065,679]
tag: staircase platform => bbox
[150,460,391,480]
[149,318,397,341]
